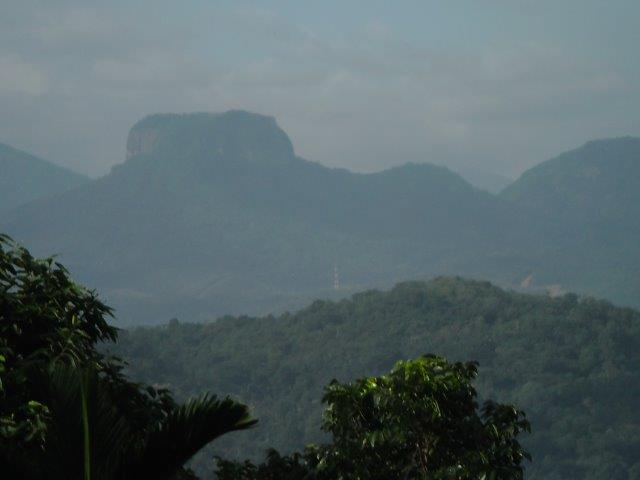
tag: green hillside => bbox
[0,143,89,213]
[111,278,640,479]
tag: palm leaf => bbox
[6,364,254,479]
[18,364,132,480]
[124,394,257,480]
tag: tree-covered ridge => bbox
[113,278,640,479]
[501,136,640,222]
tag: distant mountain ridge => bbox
[499,136,640,305]
[1,112,638,322]
[0,143,89,213]
[502,136,640,223]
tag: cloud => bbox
[0,1,637,178]
[0,55,47,95]
[32,8,111,44]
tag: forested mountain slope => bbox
[0,111,530,323]
[0,142,89,213]
[111,278,640,480]
[1,111,638,322]
[501,137,640,222]
[500,137,640,305]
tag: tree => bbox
[320,355,530,479]
[0,234,256,479]
[216,355,530,480]
[1,232,115,459]
[215,449,317,480]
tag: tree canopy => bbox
[216,355,530,480]
[0,234,255,479]
[113,278,640,479]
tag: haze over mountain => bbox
[502,137,640,223]
[0,143,89,213]
[500,137,640,307]
[1,111,638,323]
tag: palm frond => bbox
[125,394,257,480]
[27,364,132,480]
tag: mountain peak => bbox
[500,135,640,222]
[581,135,640,152]
[125,110,296,167]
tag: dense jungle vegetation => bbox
[113,277,640,479]
[1,235,531,479]
[0,235,255,479]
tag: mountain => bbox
[500,137,640,306]
[110,277,640,479]
[502,137,640,224]
[0,111,529,324]
[0,113,638,321]
[0,142,89,213]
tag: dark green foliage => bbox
[8,361,255,480]
[0,235,255,479]
[215,449,316,480]
[113,278,640,479]
[215,356,530,480]
[0,232,116,452]
[319,356,529,479]
[0,143,89,214]
[131,393,256,480]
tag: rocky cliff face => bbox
[124,110,296,167]
[126,128,159,160]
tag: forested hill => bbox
[111,277,640,479]
[0,142,89,213]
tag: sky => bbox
[1,0,639,180]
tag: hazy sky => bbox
[1,0,639,178]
